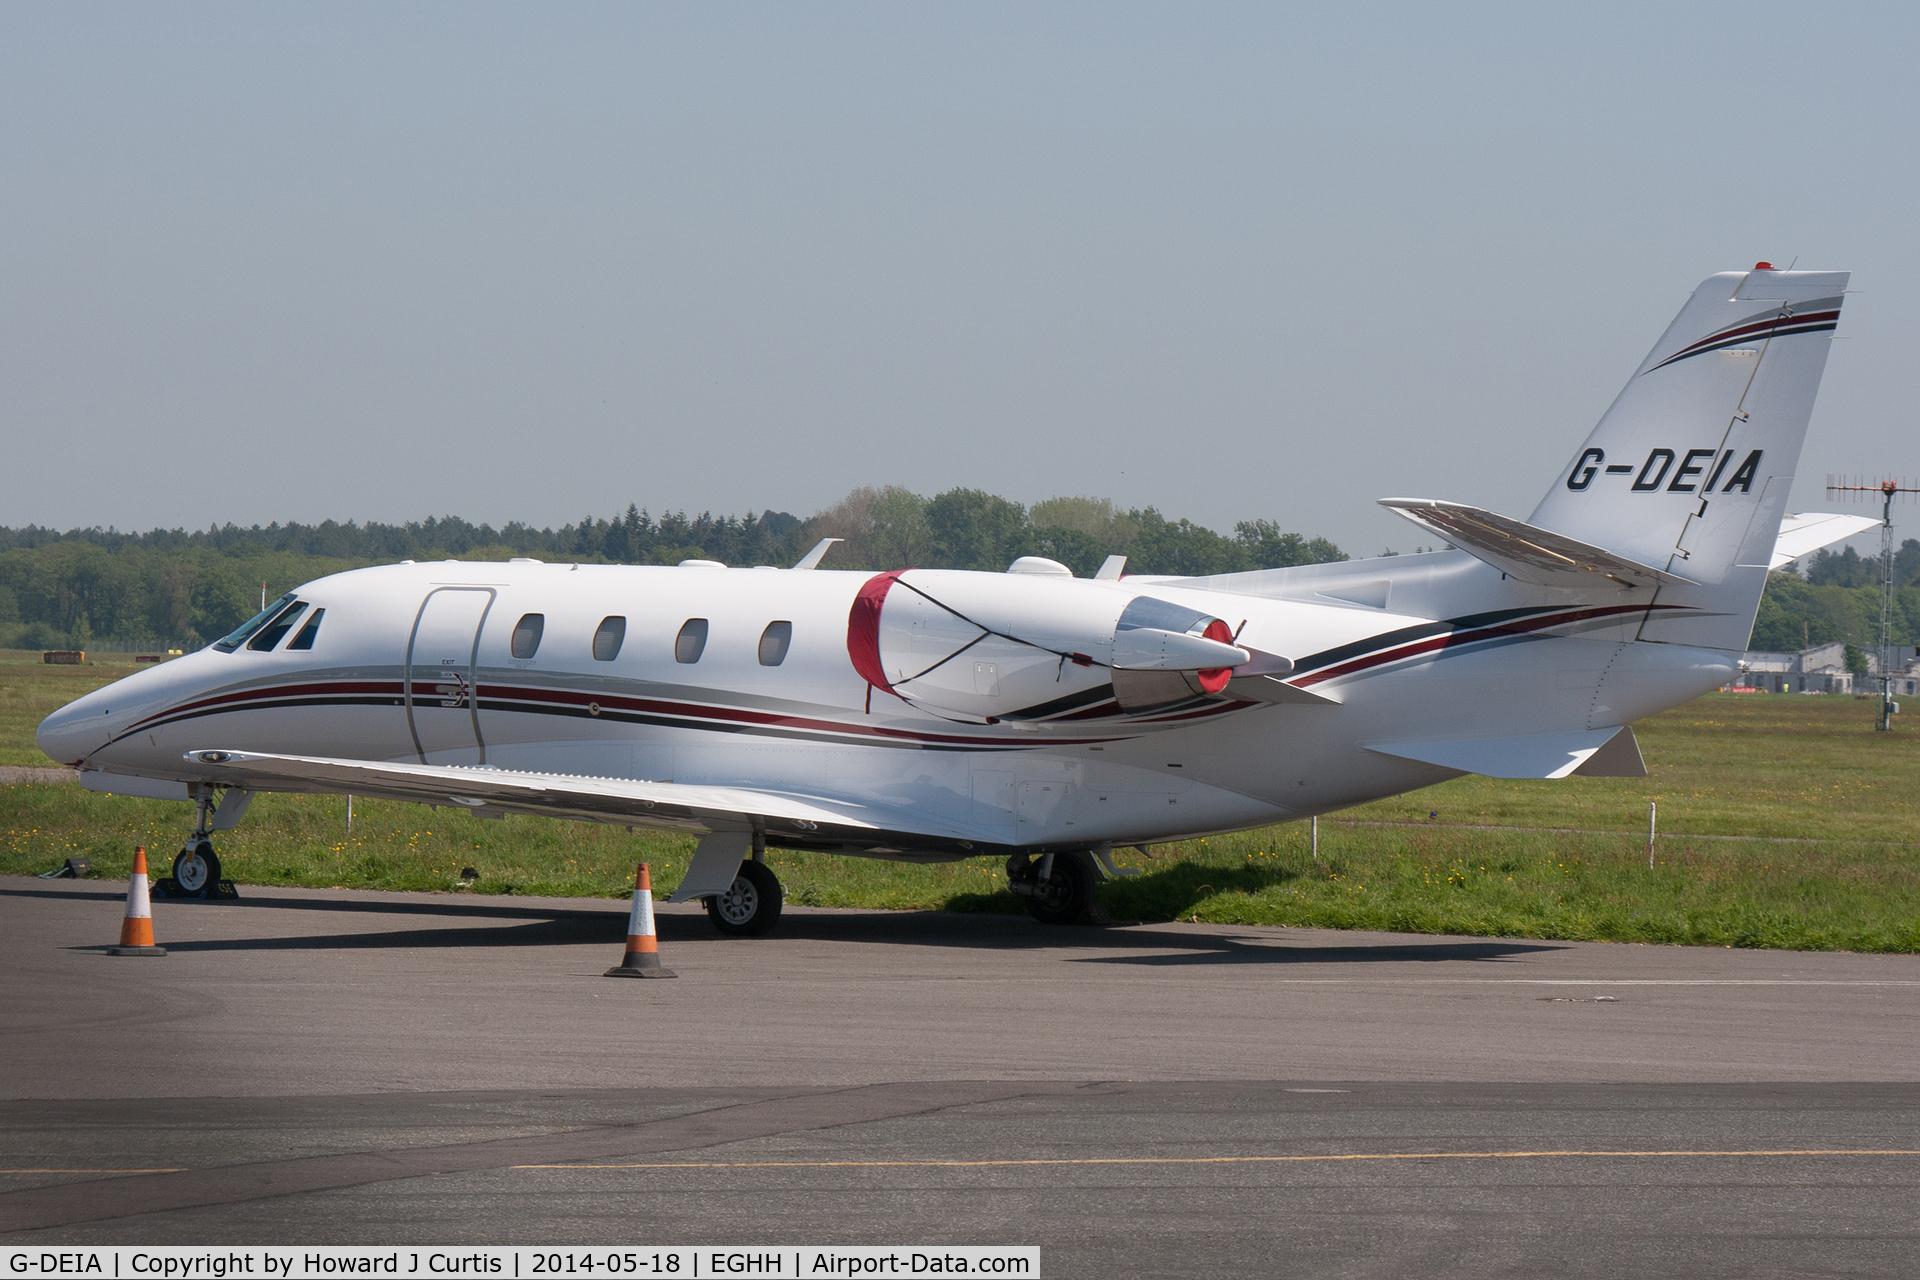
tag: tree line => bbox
[1746,540,1920,659]
[0,487,1347,651]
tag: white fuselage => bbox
[38,553,1736,860]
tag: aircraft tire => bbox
[705,860,784,937]
[173,839,220,897]
[1024,851,1097,926]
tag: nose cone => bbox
[37,691,114,766]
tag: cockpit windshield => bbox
[287,608,325,650]
[214,594,297,652]
[248,602,309,651]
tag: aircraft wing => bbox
[1769,512,1881,570]
[176,749,902,843]
[1379,498,1693,590]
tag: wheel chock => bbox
[152,878,240,901]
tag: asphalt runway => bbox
[4,876,1919,1277]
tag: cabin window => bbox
[215,593,297,652]
[511,613,545,659]
[287,608,326,651]
[593,616,627,662]
[675,618,709,664]
[758,620,792,667]
[250,602,310,651]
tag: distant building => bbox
[1734,641,1857,694]
[1897,650,1920,698]
[1733,643,1920,695]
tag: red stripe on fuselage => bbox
[474,681,1081,747]
[126,679,404,732]
[1291,603,1669,687]
[130,673,1132,749]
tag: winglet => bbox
[792,538,842,570]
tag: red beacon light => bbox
[1754,261,1775,270]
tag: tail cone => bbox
[605,862,675,979]
[108,846,166,957]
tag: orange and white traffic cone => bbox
[605,862,675,978]
[107,846,166,957]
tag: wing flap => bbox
[1380,498,1692,590]
[1363,726,1645,779]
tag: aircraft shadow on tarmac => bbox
[14,884,1566,966]
[1056,933,1564,967]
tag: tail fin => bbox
[1528,267,1848,649]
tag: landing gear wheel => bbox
[173,839,220,896]
[705,860,783,937]
[1023,851,1097,926]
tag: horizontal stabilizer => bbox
[1380,499,1693,591]
[178,750,889,838]
[1770,513,1881,570]
[1363,725,1646,779]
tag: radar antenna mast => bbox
[1826,475,1920,731]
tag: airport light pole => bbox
[1825,476,1919,731]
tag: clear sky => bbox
[4,3,1916,556]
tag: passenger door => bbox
[406,588,494,765]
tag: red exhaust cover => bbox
[1194,618,1235,693]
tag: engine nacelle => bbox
[845,570,1251,720]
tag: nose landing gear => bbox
[173,837,222,895]
[158,787,240,900]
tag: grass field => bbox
[4,657,1917,951]
[0,651,158,767]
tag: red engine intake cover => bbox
[846,571,904,691]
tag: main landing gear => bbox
[1006,850,1099,925]
[705,857,784,937]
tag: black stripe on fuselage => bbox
[1287,605,1562,677]
[109,695,409,744]
[118,689,1055,753]
[472,697,1040,751]
[998,682,1119,721]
